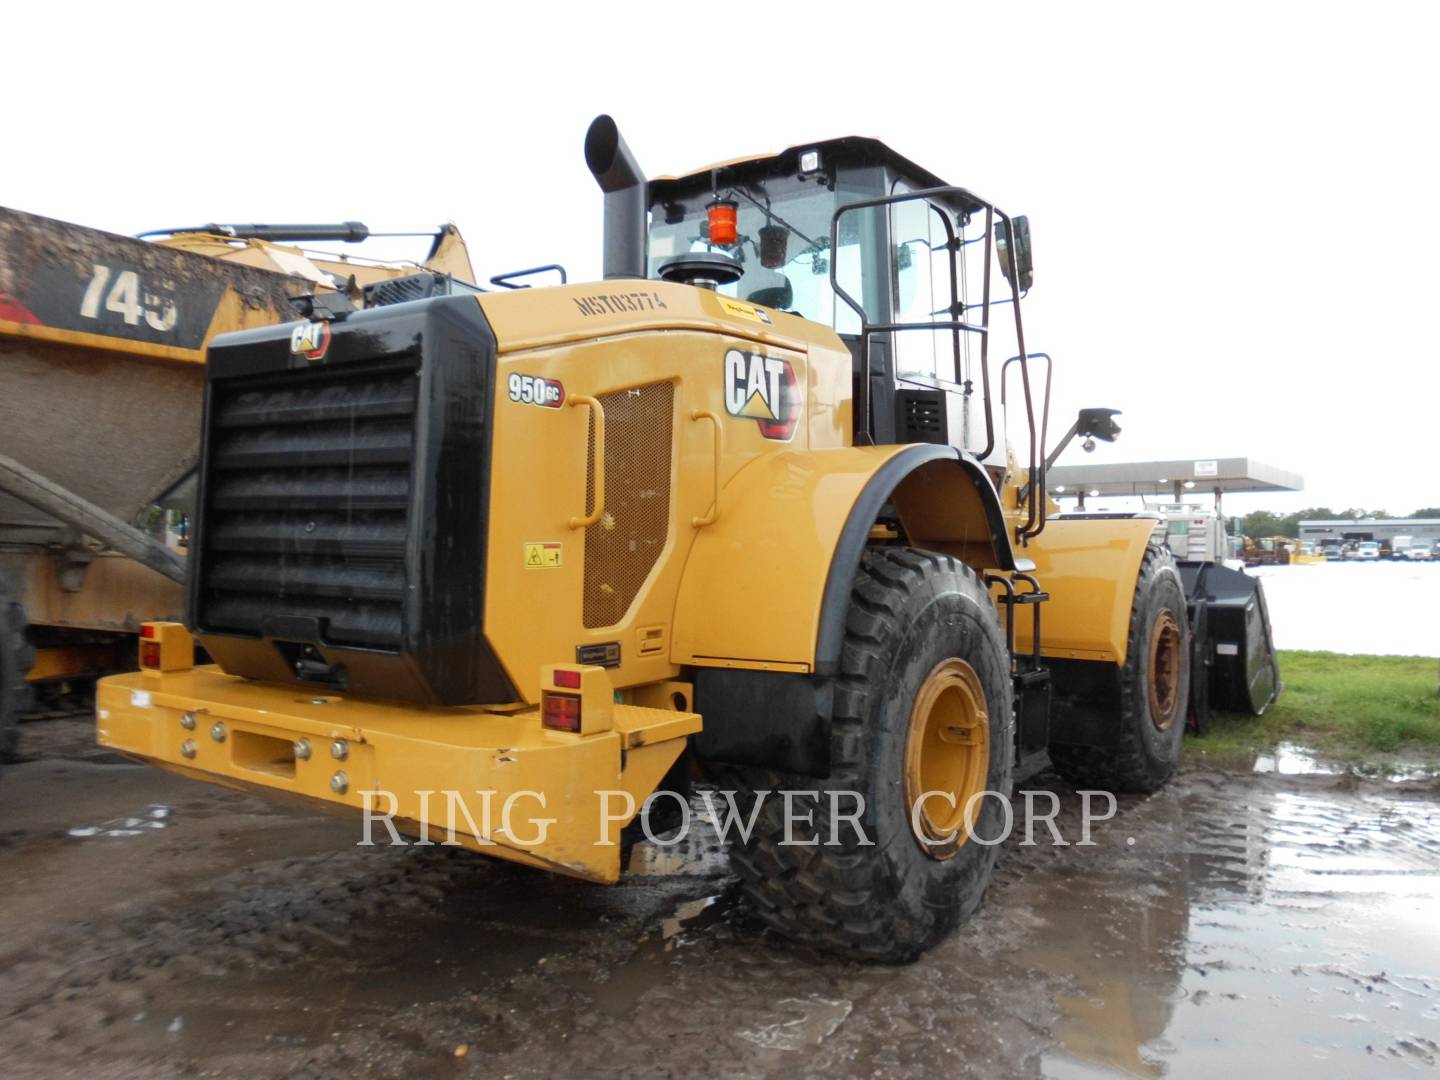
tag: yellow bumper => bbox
[96,666,700,884]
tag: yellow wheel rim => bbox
[904,658,991,859]
[1147,610,1183,730]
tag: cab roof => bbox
[649,136,983,214]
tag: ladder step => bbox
[995,591,1049,605]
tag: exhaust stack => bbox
[585,115,647,280]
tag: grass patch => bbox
[1187,650,1440,762]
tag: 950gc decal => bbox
[724,349,800,440]
[508,373,565,407]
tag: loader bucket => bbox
[1178,562,1280,718]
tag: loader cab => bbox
[645,137,1034,461]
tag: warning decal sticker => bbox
[523,541,563,569]
[717,296,773,325]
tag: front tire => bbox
[724,548,1014,963]
[1050,544,1190,793]
[0,576,35,767]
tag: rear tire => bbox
[723,548,1014,963]
[1050,544,1189,793]
[0,576,36,767]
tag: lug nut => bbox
[330,739,348,761]
[330,771,349,794]
[210,722,227,743]
[180,739,197,759]
[294,738,312,761]
[180,711,197,731]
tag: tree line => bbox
[1233,507,1440,538]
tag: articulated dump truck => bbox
[0,207,474,766]
[95,117,1278,961]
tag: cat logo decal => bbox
[723,349,800,441]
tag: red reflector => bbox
[541,692,581,732]
[139,641,161,669]
[141,624,156,639]
[707,200,738,247]
[553,669,582,690]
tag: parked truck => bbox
[0,207,474,766]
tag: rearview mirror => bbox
[996,215,1033,292]
[1077,407,1121,443]
[1042,407,1122,472]
[758,224,788,269]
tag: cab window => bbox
[647,176,886,332]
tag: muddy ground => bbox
[2,718,1439,1079]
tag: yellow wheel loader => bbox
[94,117,1276,960]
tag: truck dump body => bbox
[0,206,479,778]
[0,206,307,551]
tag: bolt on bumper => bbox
[95,666,700,883]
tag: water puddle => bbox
[1252,741,1440,784]
[1033,775,1440,1078]
[66,803,172,838]
[1252,742,1342,776]
[738,996,854,1051]
[660,892,731,943]
[1359,760,1440,783]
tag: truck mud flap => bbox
[1178,562,1280,719]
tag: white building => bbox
[1298,518,1440,547]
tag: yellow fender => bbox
[1015,517,1158,663]
[671,443,1014,674]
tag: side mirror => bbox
[996,215,1033,292]
[1077,407,1122,443]
[1042,407,1122,473]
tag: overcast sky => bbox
[5,3,1436,516]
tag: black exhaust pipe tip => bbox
[585,115,642,192]
[585,115,647,280]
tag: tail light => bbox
[538,664,613,734]
[541,692,582,732]
[138,622,195,676]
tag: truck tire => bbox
[1050,544,1189,793]
[0,582,36,766]
[723,548,1014,963]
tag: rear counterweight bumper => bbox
[96,666,699,883]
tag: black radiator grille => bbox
[196,361,418,651]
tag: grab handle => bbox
[690,409,723,528]
[569,395,605,529]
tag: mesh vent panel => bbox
[583,381,674,628]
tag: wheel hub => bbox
[904,658,990,859]
[1147,610,1183,730]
